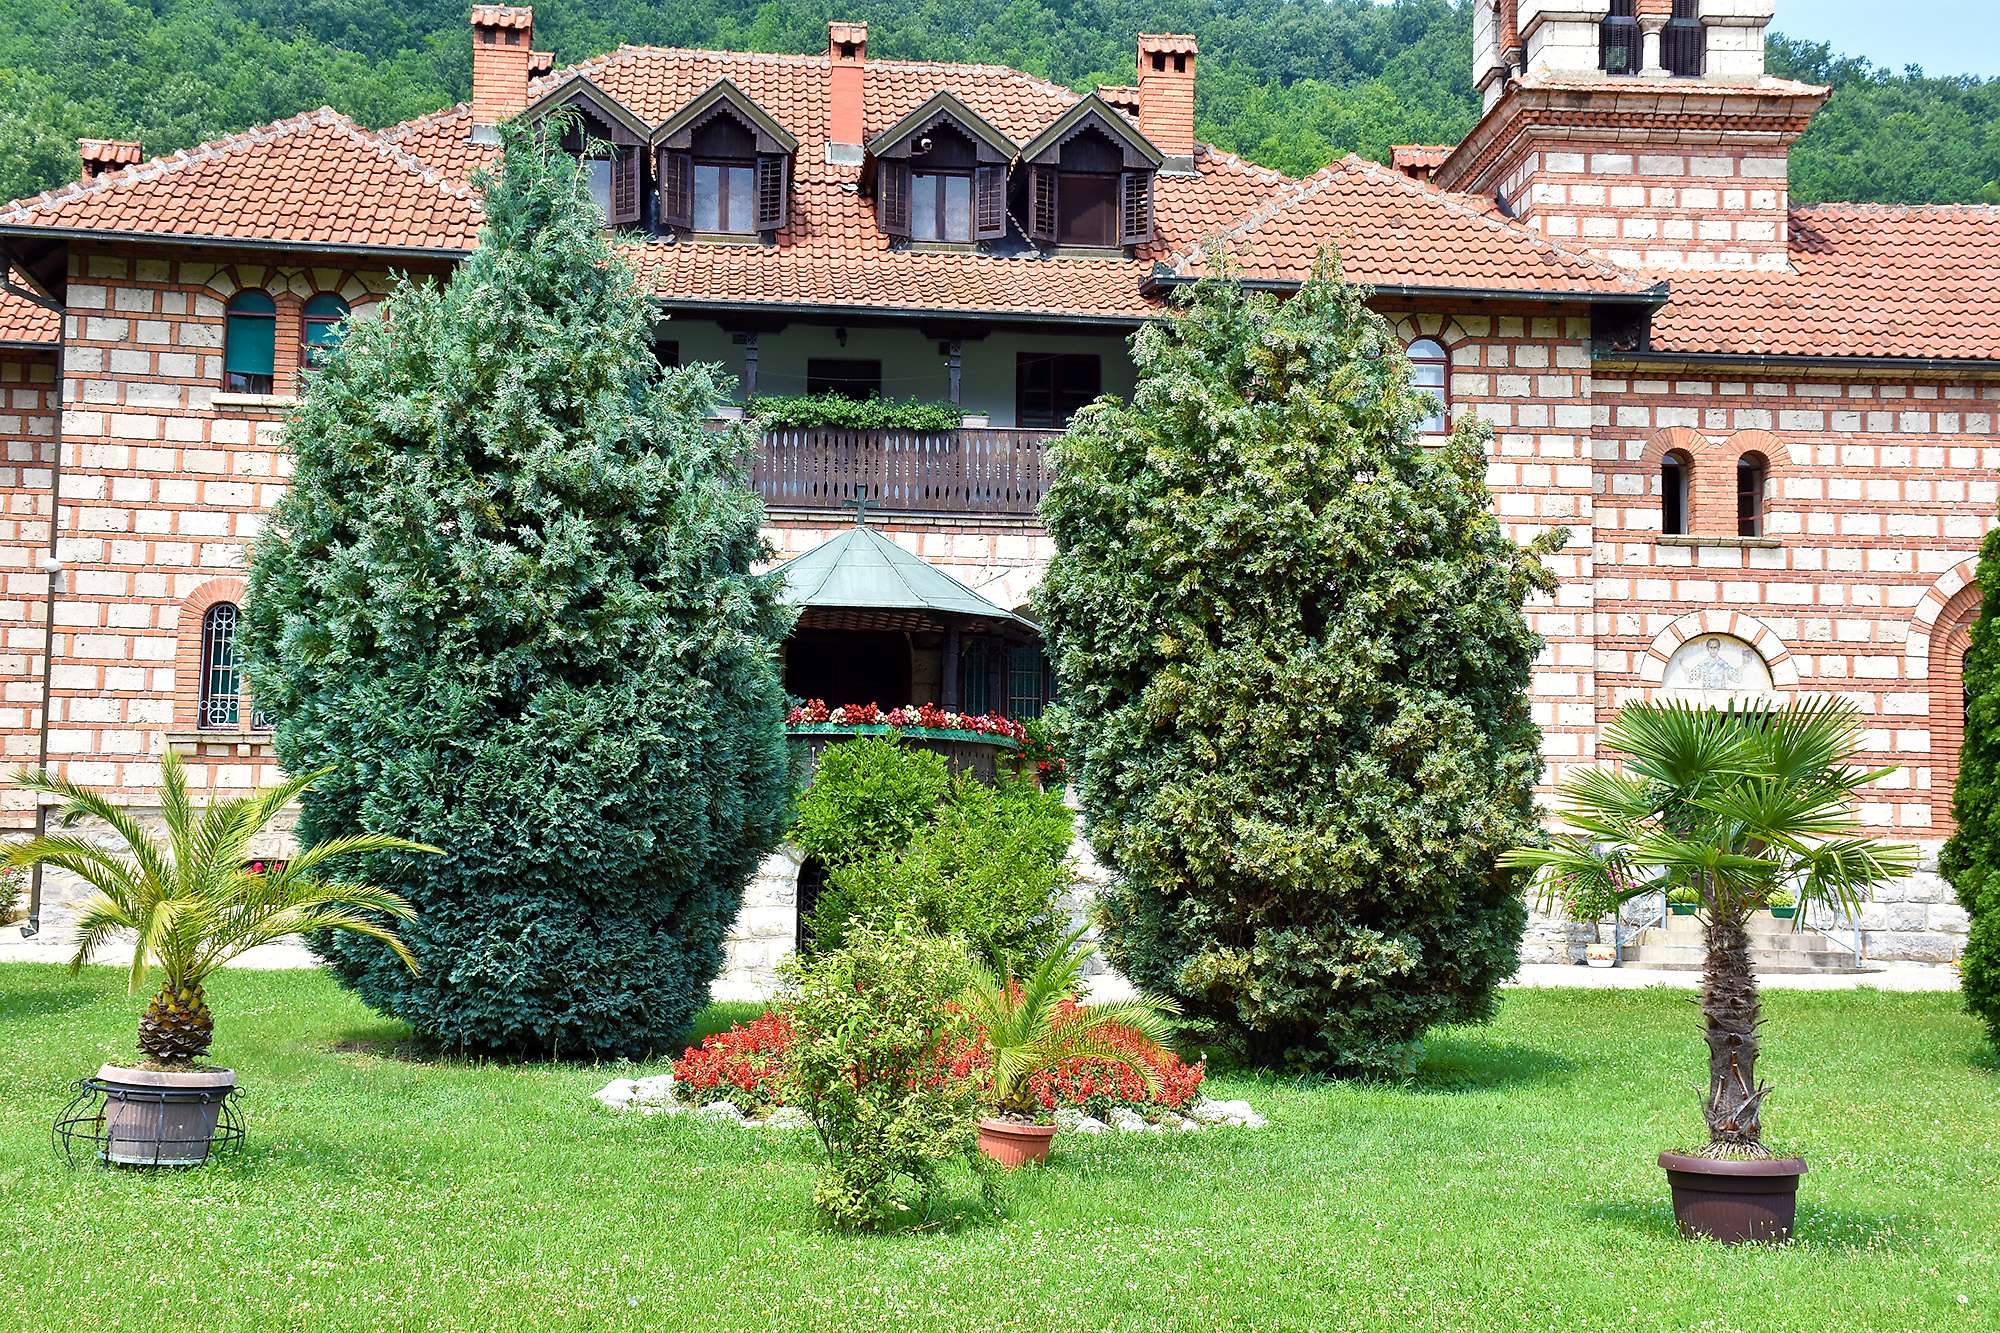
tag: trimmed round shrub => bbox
[1035,262,1555,1077]
[241,121,793,1058]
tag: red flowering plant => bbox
[1026,999,1204,1117]
[787,700,1027,744]
[671,1010,794,1116]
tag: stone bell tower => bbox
[1445,1,1825,271]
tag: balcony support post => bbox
[943,624,961,709]
[943,339,963,405]
[734,331,761,398]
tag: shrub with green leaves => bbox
[1942,523,2000,1052]
[753,393,964,432]
[811,773,1074,966]
[781,923,996,1229]
[1036,261,1556,1078]
[241,120,793,1058]
[790,736,1073,966]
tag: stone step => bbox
[1621,932,1866,975]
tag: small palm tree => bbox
[5,751,436,1066]
[959,929,1181,1120]
[1500,700,1917,1157]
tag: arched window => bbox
[1737,451,1769,538]
[1661,449,1690,535]
[1600,0,1640,75]
[301,294,350,368]
[1408,339,1449,436]
[222,290,277,394]
[198,602,244,729]
[1664,0,1706,78]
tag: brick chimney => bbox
[827,21,867,165]
[1135,34,1197,174]
[78,138,143,181]
[470,6,537,128]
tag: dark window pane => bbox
[1737,455,1766,538]
[806,359,883,400]
[1006,643,1051,720]
[199,603,242,729]
[1662,455,1687,536]
[1057,173,1118,246]
[1016,353,1101,428]
[960,638,993,714]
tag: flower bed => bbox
[787,700,1027,745]
[663,1005,1205,1122]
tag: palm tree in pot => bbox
[1500,700,1916,1242]
[959,929,1180,1167]
[11,752,434,1165]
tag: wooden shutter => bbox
[610,147,641,226]
[1119,170,1153,246]
[659,149,692,229]
[1028,165,1058,243]
[879,161,912,239]
[974,164,1007,241]
[755,153,789,232]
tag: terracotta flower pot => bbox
[1658,1151,1807,1244]
[977,1116,1056,1168]
[95,1064,236,1166]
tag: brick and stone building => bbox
[0,2,1991,985]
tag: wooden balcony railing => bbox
[752,427,1058,517]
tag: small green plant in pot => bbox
[1500,700,1916,1243]
[1765,888,1798,920]
[1667,885,1700,916]
[9,753,435,1166]
[958,928,1180,1167]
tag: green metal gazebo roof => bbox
[774,525,1031,628]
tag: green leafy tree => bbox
[1036,261,1556,1077]
[781,922,997,1229]
[1941,528,2000,1050]
[1502,702,1917,1156]
[4,751,430,1065]
[241,120,793,1058]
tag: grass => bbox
[1,965,1994,1331]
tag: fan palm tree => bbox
[5,751,436,1065]
[959,929,1181,1120]
[1500,699,1916,1157]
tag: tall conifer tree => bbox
[1036,263,1556,1076]
[1942,529,1999,1051]
[243,122,792,1057]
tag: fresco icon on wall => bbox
[1661,633,1775,706]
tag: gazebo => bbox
[773,521,1047,717]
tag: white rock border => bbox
[592,1076,1266,1135]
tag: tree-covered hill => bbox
[2,0,1995,207]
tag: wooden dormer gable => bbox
[651,79,799,234]
[865,92,1016,242]
[522,75,651,225]
[1017,95,1163,248]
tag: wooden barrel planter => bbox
[787,723,1023,787]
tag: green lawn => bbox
[1,965,1993,1331]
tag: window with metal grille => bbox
[1408,338,1449,435]
[1737,452,1768,538]
[1663,0,1705,77]
[199,602,244,729]
[1006,644,1052,720]
[1600,0,1641,75]
[960,638,993,714]
[223,290,276,393]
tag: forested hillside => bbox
[2,0,1995,207]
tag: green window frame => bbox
[301,293,350,368]
[223,290,277,393]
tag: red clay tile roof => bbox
[1649,205,2000,362]
[0,288,58,345]
[0,109,481,252]
[1167,154,1656,297]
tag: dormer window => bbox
[654,80,798,237]
[866,92,1013,245]
[1018,96,1164,250]
[521,75,649,227]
